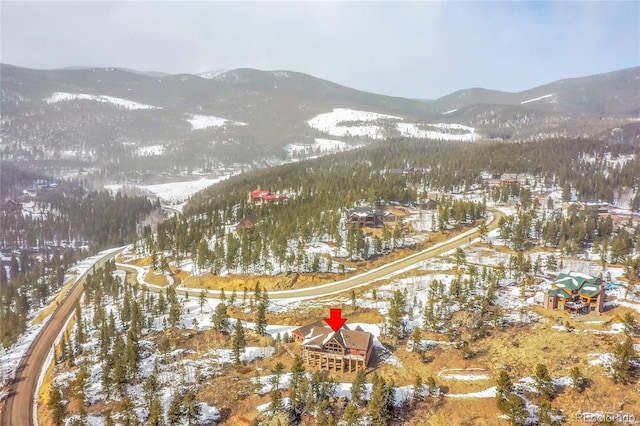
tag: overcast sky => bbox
[1,1,638,99]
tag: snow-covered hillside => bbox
[397,122,480,142]
[186,114,247,130]
[284,138,363,158]
[44,92,161,110]
[307,108,401,139]
[307,108,481,142]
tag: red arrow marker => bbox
[324,308,347,332]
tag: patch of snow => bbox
[44,92,161,110]
[198,70,228,79]
[285,138,363,158]
[438,368,490,381]
[186,114,247,130]
[520,94,554,104]
[306,108,401,139]
[447,386,497,398]
[397,122,480,142]
[135,145,165,156]
[105,175,232,203]
[588,353,614,367]
[307,108,481,142]
[441,109,458,115]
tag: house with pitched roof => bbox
[248,189,288,204]
[292,321,373,372]
[544,271,605,314]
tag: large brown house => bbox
[292,322,373,372]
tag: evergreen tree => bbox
[255,295,268,335]
[212,303,229,333]
[351,367,366,406]
[496,370,514,412]
[504,393,528,426]
[269,387,285,414]
[168,391,183,426]
[288,355,306,422]
[183,390,201,426]
[148,397,165,426]
[538,400,559,426]
[119,396,137,426]
[569,366,587,392]
[232,319,246,364]
[369,373,392,426]
[411,327,423,353]
[48,384,68,426]
[387,290,405,339]
[343,403,360,426]
[611,337,638,384]
[534,363,555,400]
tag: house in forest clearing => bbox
[292,322,373,372]
[544,271,605,314]
[345,205,409,228]
[236,214,260,232]
[249,189,288,204]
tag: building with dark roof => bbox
[292,322,373,372]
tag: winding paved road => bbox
[177,208,505,301]
[0,247,126,426]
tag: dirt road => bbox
[0,248,126,426]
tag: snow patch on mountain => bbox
[307,108,480,141]
[397,122,480,141]
[44,92,161,110]
[520,94,555,104]
[198,70,228,79]
[285,138,363,158]
[306,108,402,139]
[187,114,247,130]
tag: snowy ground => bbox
[186,114,247,130]
[306,108,481,141]
[104,174,233,204]
[284,138,363,159]
[45,92,161,110]
[306,108,401,139]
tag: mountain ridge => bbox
[1,63,638,177]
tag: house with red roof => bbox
[248,189,288,204]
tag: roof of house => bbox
[549,287,570,298]
[251,189,271,198]
[340,329,373,352]
[553,272,602,294]
[554,274,587,291]
[294,322,372,352]
[579,283,602,297]
[237,214,260,228]
[348,207,374,216]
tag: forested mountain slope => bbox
[2,64,638,178]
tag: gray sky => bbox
[1,1,638,99]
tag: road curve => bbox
[0,247,126,426]
[177,208,505,301]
